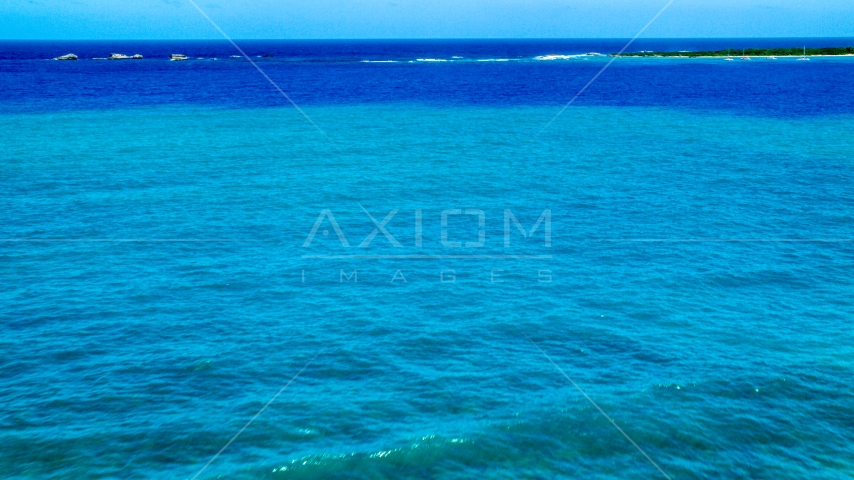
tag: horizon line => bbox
[4,36,854,42]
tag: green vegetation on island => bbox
[614,47,854,57]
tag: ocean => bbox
[1,39,853,479]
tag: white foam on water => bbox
[416,58,448,62]
[534,54,583,61]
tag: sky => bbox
[2,0,853,39]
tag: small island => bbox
[613,46,854,57]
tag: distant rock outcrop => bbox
[54,53,78,61]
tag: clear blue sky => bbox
[3,0,853,39]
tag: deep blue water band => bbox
[2,39,854,117]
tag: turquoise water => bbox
[2,39,854,478]
[3,103,853,478]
